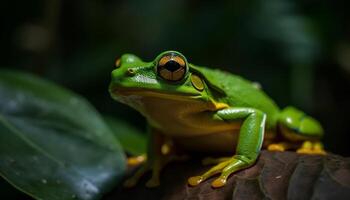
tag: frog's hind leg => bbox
[278,106,326,155]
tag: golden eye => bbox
[114,57,121,68]
[157,53,186,81]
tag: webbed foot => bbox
[297,141,326,155]
[188,156,252,188]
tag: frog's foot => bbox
[267,143,289,152]
[127,154,147,166]
[296,141,327,155]
[188,155,251,188]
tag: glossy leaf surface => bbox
[0,70,126,200]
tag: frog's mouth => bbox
[110,87,203,101]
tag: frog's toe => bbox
[210,157,249,188]
[188,176,204,186]
[313,142,327,155]
[267,143,286,152]
[189,156,252,188]
[296,141,312,154]
[211,177,227,188]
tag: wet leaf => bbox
[0,70,126,200]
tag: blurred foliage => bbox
[0,70,126,200]
[104,116,146,155]
[0,1,349,153]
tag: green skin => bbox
[109,50,324,188]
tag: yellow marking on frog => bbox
[214,102,229,110]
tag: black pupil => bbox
[164,60,181,72]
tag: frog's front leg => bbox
[188,108,266,188]
[124,127,179,188]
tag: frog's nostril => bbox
[127,68,135,76]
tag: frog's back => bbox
[191,65,280,128]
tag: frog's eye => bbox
[157,53,187,82]
[114,57,121,68]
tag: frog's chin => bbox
[110,87,202,101]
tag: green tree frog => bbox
[109,51,325,188]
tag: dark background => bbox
[1,0,349,156]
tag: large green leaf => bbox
[104,116,146,156]
[0,70,126,200]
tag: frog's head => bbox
[109,51,211,103]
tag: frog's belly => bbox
[155,111,241,153]
[139,99,242,137]
[124,95,241,152]
[135,96,242,149]
[173,130,240,153]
